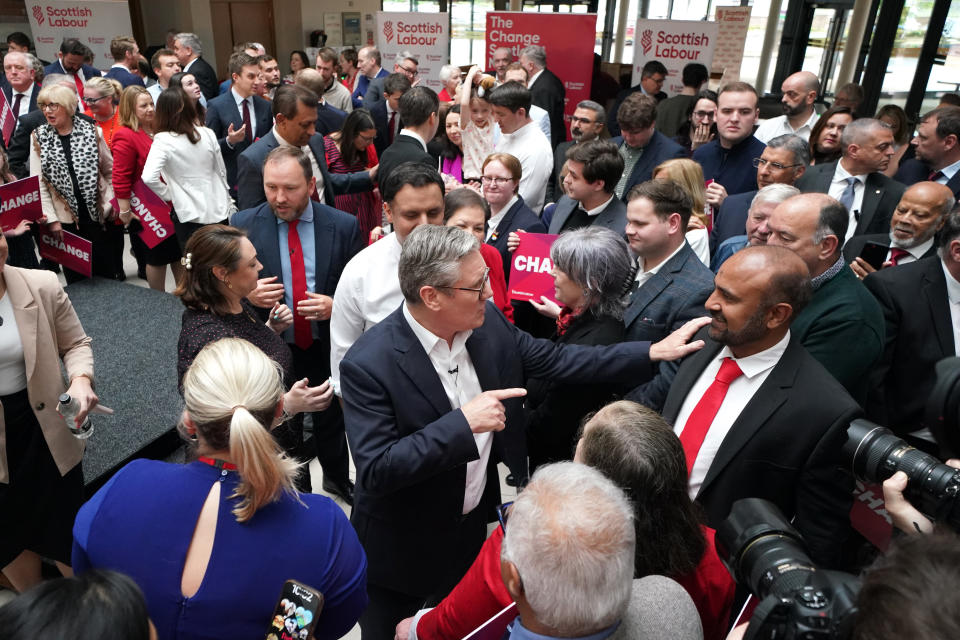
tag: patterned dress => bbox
[323,136,381,239]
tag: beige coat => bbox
[0,266,93,484]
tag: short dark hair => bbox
[150,48,176,72]
[766,134,811,167]
[617,92,657,131]
[815,198,849,257]
[316,47,338,65]
[340,48,358,66]
[938,206,960,252]
[272,83,317,119]
[59,38,86,57]
[486,81,532,115]
[641,60,667,78]
[398,85,439,127]
[7,32,31,49]
[228,51,257,77]
[444,187,490,223]
[836,82,864,102]
[382,162,445,204]
[922,106,960,141]
[681,63,709,88]
[383,72,412,96]
[718,81,760,104]
[264,146,312,181]
[566,140,624,194]
[110,36,137,61]
[289,50,309,71]
[626,179,694,228]
[940,93,960,107]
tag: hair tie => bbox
[232,404,246,413]
[181,252,193,270]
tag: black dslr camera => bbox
[716,498,859,640]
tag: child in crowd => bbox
[459,66,497,184]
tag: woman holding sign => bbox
[113,86,183,291]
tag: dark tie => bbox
[889,247,910,266]
[11,93,22,119]
[388,110,397,144]
[287,219,312,350]
[241,98,253,143]
[679,357,744,473]
[839,177,859,213]
[928,170,944,182]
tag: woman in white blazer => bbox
[142,87,235,251]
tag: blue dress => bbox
[72,459,367,640]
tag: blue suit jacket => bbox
[710,189,756,253]
[204,92,273,195]
[236,130,374,211]
[339,303,656,594]
[352,68,388,109]
[316,102,347,136]
[547,195,627,236]
[894,158,960,198]
[104,66,144,88]
[43,60,101,82]
[487,196,546,282]
[369,99,393,158]
[612,132,687,200]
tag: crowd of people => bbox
[1,26,960,640]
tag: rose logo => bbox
[641,29,653,55]
[383,21,394,43]
[32,5,44,25]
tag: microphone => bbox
[448,365,459,375]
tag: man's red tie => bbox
[928,170,944,181]
[73,73,86,110]
[242,98,253,143]
[388,110,396,144]
[680,357,744,473]
[287,219,312,350]
[889,247,910,266]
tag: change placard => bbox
[110,180,175,249]
[36,227,92,277]
[0,176,43,232]
[508,233,560,305]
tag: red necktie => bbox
[680,357,744,473]
[388,110,396,144]
[889,247,910,266]
[73,73,87,110]
[287,219,312,350]
[241,98,253,143]
[928,170,944,181]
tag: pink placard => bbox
[0,176,43,232]
[508,233,560,305]
[36,228,93,277]
[110,179,175,249]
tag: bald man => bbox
[754,71,821,143]
[765,193,885,403]
[659,245,859,568]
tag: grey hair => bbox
[766,134,810,166]
[176,33,203,56]
[501,462,635,637]
[841,117,891,149]
[750,183,801,211]
[42,72,70,89]
[398,225,480,304]
[438,64,459,83]
[576,99,607,128]
[519,45,547,69]
[550,227,632,319]
[395,50,418,66]
[812,196,849,255]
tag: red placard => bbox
[463,602,517,640]
[36,227,93,277]
[0,176,43,232]
[508,233,560,305]
[849,480,893,551]
[485,12,596,142]
[110,179,175,249]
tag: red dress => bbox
[480,243,514,323]
[323,136,381,240]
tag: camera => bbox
[716,498,859,639]
[844,419,960,531]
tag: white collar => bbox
[368,66,383,79]
[527,69,543,89]
[940,157,960,180]
[231,87,251,105]
[786,110,818,132]
[399,129,427,151]
[892,235,935,260]
[943,261,960,306]
[716,330,791,379]
[836,159,869,183]
[501,120,536,141]
[272,126,298,148]
[639,239,686,275]
[402,303,472,355]
[583,195,614,217]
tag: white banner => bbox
[714,6,753,82]
[375,12,449,94]
[632,19,719,97]
[26,0,133,71]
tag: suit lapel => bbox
[857,174,885,235]
[813,163,835,193]
[947,172,960,199]
[922,261,955,356]
[393,313,456,417]
[254,205,283,281]
[465,329,499,392]
[629,134,660,187]
[625,272,669,326]
[548,198,574,234]
[593,198,622,232]
[311,202,334,292]
[662,334,721,423]
[6,269,40,381]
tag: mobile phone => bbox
[264,580,323,640]
[859,241,888,271]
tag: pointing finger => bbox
[488,388,527,400]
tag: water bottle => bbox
[58,393,93,439]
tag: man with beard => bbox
[895,107,960,199]
[659,245,859,568]
[765,193,885,403]
[546,100,606,204]
[753,71,820,143]
[846,182,953,278]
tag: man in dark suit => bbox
[340,223,709,637]
[546,100,606,204]
[205,51,273,197]
[610,92,686,200]
[547,139,626,235]
[369,73,411,158]
[236,85,374,211]
[660,245,858,568]
[377,86,439,192]
[845,181,952,277]
[43,38,101,100]
[766,193,885,404]
[365,51,418,107]
[623,179,714,411]
[1,51,39,144]
[796,118,906,241]
[353,45,389,109]
[104,36,145,88]
[895,106,960,199]
[291,68,347,135]
[607,60,668,137]
[863,211,960,435]
[173,32,219,100]
[518,45,566,148]
[235,147,362,501]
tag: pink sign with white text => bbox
[0,176,43,232]
[110,179,175,249]
[508,233,560,305]
[37,227,92,277]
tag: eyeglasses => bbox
[496,501,514,532]
[37,103,62,112]
[570,116,596,125]
[397,64,418,77]
[434,268,490,300]
[693,110,716,120]
[481,176,513,186]
[356,132,376,143]
[753,158,802,170]
[84,95,111,105]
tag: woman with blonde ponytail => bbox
[71,338,368,640]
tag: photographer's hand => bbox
[883,458,960,535]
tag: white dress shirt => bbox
[8,84,34,119]
[486,194,519,241]
[753,111,819,143]
[402,304,490,514]
[674,331,791,497]
[828,161,869,242]
[273,126,325,201]
[399,129,428,151]
[936,157,960,183]
[330,232,404,395]
[942,262,960,357]
[635,240,686,288]
[887,236,934,265]
[494,121,553,213]
[526,69,543,89]
[231,88,258,140]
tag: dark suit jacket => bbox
[236,131,374,210]
[842,233,938,264]
[795,161,906,237]
[352,68,388,109]
[546,140,574,204]
[894,158,960,199]
[364,76,386,106]
[8,110,95,178]
[204,92,273,194]
[316,102,346,136]
[377,133,434,192]
[42,60,101,83]
[184,56,219,100]
[612,132,687,199]
[710,190,756,253]
[547,194,627,236]
[487,196,546,283]
[231,201,362,354]
[369,99,396,158]
[607,85,668,137]
[339,303,656,594]
[104,66,144,88]
[864,257,955,436]
[661,334,859,568]
[529,68,566,148]
[1,83,39,123]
